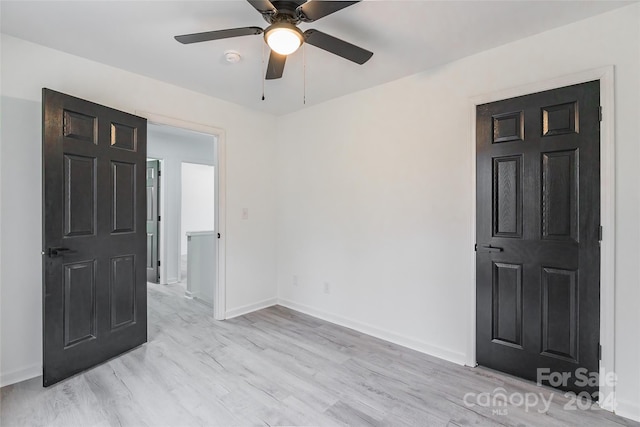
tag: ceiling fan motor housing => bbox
[262,1,308,24]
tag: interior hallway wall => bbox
[181,163,216,257]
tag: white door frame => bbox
[467,66,616,411]
[145,157,164,284]
[138,111,227,321]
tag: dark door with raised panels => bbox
[42,89,147,386]
[476,81,600,396]
[146,160,160,283]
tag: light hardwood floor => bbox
[1,282,637,427]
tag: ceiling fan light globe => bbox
[265,25,303,55]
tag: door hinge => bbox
[599,344,602,360]
[474,243,477,252]
[217,233,221,239]
[598,225,603,241]
[157,260,161,267]
[158,170,161,177]
[158,215,161,222]
[599,106,603,122]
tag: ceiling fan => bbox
[174,0,373,80]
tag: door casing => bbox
[140,112,227,321]
[468,66,616,411]
[146,159,161,283]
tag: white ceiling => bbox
[0,0,633,115]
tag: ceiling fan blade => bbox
[247,0,277,15]
[175,27,263,44]
[304,29,373,64]
[266,51,287,80]
[297,1,360,22]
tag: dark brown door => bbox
[146,160,160,283]
[476,81,600,396]
[42,89,147,386]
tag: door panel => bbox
[111,161,136,233]
[492,262,523,348]
[146,160,160,283]
[541,267,578,362]
[541,150,578,241]
[43,88,147,386]
[493,155,522,237]
[63,155,96,236]
[111,122,138,151]
[63,261,97,347]
[110,255,137,329]
[63,110,97,143]
[476,81,600,396]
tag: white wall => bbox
[181,163,215,256]
[0,96,43,387]
[0,34,278,386]
[275,4,640,420]
[147,125,215,283]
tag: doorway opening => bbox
[147,121,223,318]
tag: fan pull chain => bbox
[303,43,306,105]
[261,42,266,101]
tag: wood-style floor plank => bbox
[1,282,638,427]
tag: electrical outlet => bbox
[323,282,330,294]
[293,275,298,287]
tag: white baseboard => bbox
[225,298,278,319]
[616,398,640,422]
[277,298,467,366]
[0,364,41,388]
